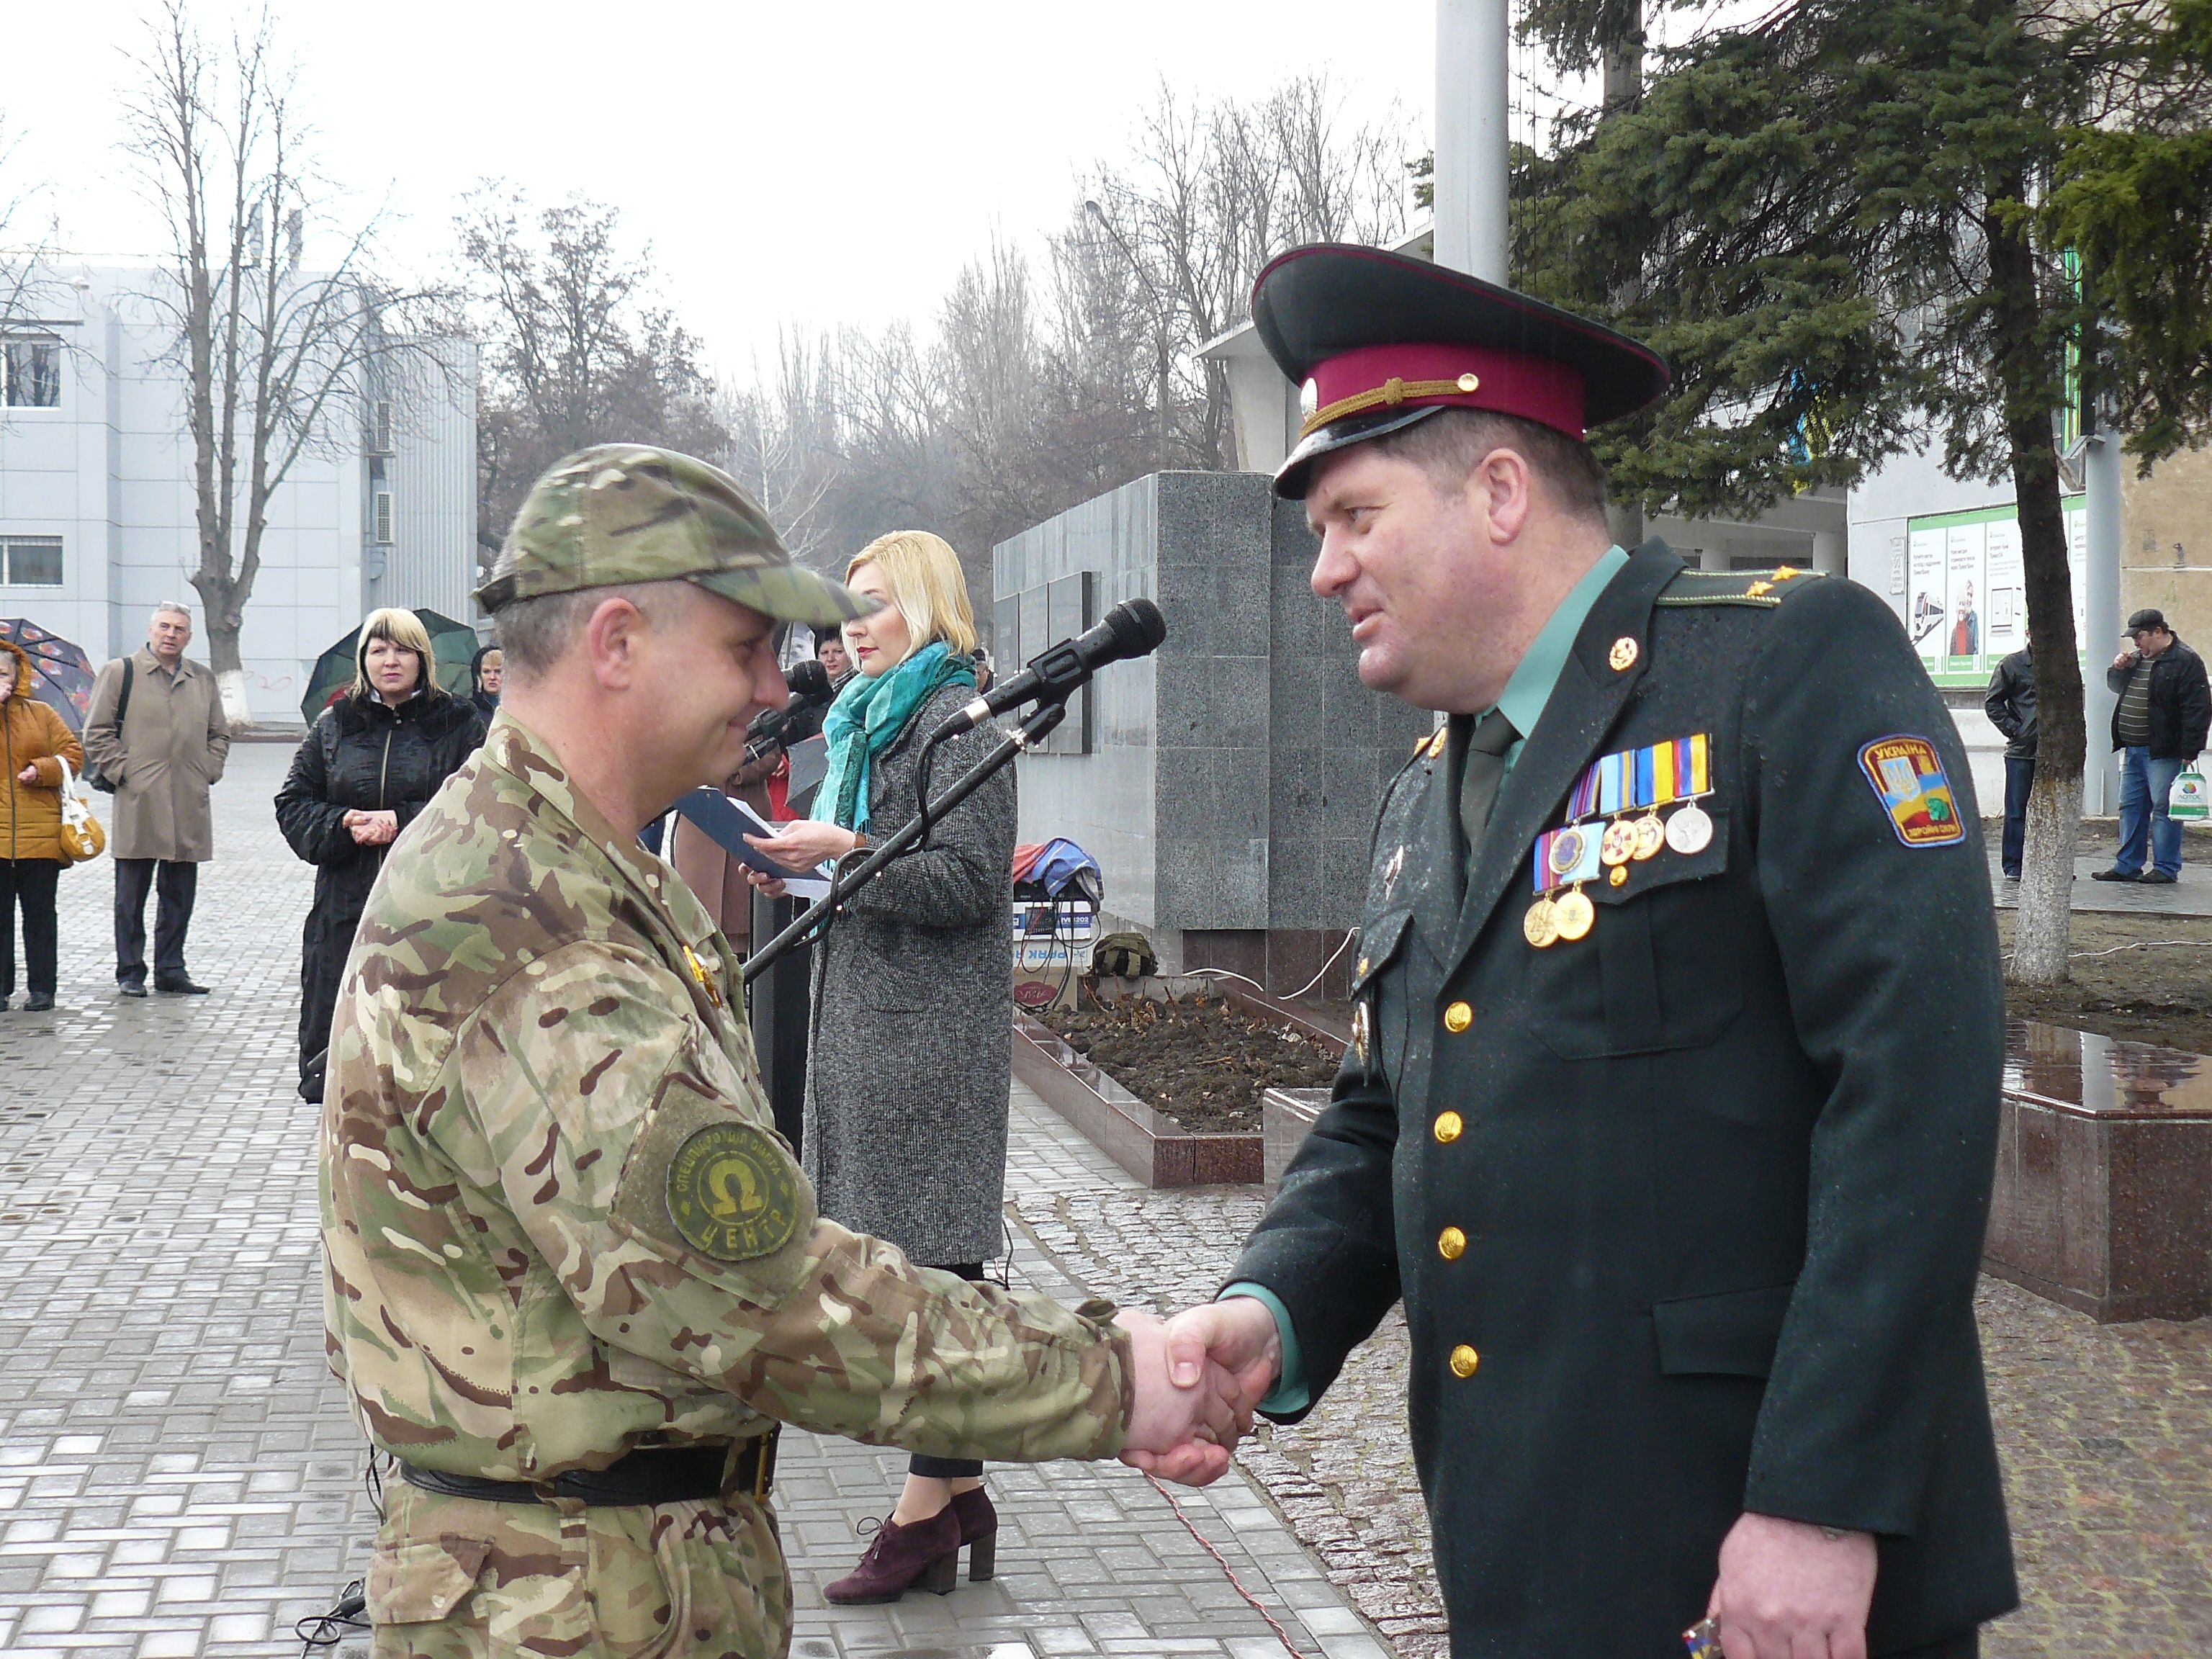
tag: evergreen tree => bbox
[1514,0,2212,984]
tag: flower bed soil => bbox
[1997,910,2212,1054]
[1038,993,1340,1134]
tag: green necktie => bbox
[1459,709,1519,864]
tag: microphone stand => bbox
[741,696,1066,988]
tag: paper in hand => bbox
[671,788,835,901]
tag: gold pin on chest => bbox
[682,943,724,1009]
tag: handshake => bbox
[1110,1297,1285,1485]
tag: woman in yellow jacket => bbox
[0,638,85,1011]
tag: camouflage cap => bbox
[475,444,873,628]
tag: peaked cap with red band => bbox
[1252,243,1671,499]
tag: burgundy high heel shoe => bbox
[822,1508,961,1604]
[949,1486,998,1582]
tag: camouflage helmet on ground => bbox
[476,444,873,627]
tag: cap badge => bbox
[1609,636,1639,673]
[1300,378,1319,420]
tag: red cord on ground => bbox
[1143,1473,1318,1659]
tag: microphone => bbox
[930,598,1166,742]
[745,659,835,761]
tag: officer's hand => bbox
[1161,1298,1282,1417]
[1112,1309,1246,1487]
[1707,1511,1877,1659]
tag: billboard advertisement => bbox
[1905,497,2085,686]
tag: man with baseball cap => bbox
[2092,607,2209,885]
[1148,248,2016,1658]
[320,446,1261,1655]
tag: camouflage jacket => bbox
[320,711,1131,1481]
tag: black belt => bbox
[400,1431,776,1507]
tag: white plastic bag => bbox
[2171,767,2210,822]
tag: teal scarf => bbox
[812,641,976,832]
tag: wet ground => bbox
[1997,912,2212,1053]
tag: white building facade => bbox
[0,264,476,726]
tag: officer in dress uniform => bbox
[1150,248,2018,1658]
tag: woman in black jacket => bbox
[276,609,485,1098]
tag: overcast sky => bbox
[7,0,1443,382]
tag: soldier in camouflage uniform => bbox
[322,445,1249,1658]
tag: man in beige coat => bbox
[83,603,230,997]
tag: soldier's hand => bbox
[1706,1511,1877,1659]
[1112,1309,1248,1486]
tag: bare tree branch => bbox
[122,0,451,723]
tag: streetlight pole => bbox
[1434,0,1511,282]
[1084,199,1172,472]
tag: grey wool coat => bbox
[82,650,231,862]
[803,678,1015,1267]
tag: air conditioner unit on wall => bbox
[370,399,394,456]
[373,490,394,546]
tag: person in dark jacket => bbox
[469,643,503,725]
[1984,630,2036,881]
[1155,247,2014,1659]
[276,608,485,1097]
[2092,608,2211,885]
[742,531,1014,1606]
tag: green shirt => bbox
[1225,544,1629,1414]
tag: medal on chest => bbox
[1526,733,1715,948]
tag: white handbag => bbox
[55,756,107,864]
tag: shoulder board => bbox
[1655,565,1825,609]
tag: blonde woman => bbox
[745,532,1016,1604]
[276,610,486,1099]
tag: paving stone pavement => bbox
[1988,853,2212,917]
[0,745,1387,1659]
[0,743,367,1659]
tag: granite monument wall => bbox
[994,471,1429,999]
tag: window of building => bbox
[372,490,394,544]
[3,338,61,408]
[0,537,64,586]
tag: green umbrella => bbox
[302,608,482,724]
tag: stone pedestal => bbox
[1262,1087,1331,1190]
[1985,1019,2212,1323]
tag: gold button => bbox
[1357,956,1370,976]
[1443,1001,1473,1034]
[1438,1226,1467,1260]
[1449,1344,1480,1378]
[1434,1110,1463,1143]
[1456,372,1481,392]
[1609,635,1640,673]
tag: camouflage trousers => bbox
[365,1479,791,1658]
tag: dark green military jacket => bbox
[1232,541,2018,1657]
